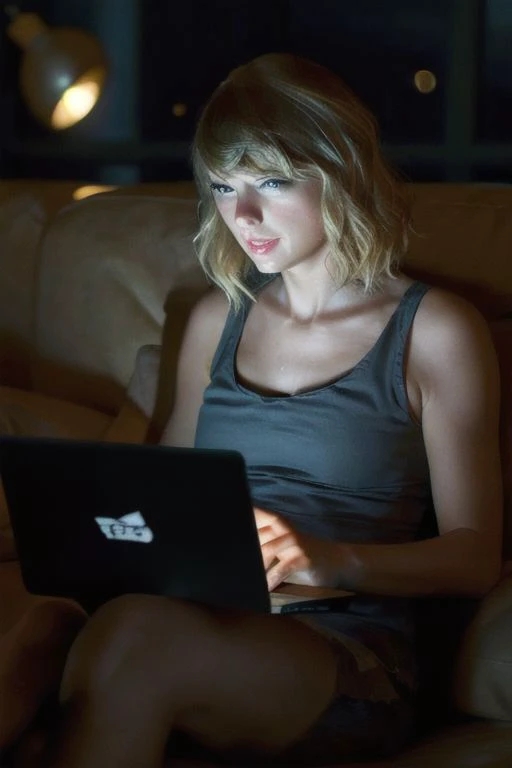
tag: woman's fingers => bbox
[260,534,306,587]
[253,508,312,589]
[256,524,277,548]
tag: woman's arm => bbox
[259,290,503,598]
[338,290,503,597]
[160,288,229,448]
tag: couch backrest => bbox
[29,182,512,407]
[0,181,199,397]
[2,181,512,410]
[405,183,512,316]
[0,194,46,390]
[33,192,207,414]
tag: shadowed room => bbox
[0,2,512,767]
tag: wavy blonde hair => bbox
[192,53,410,310]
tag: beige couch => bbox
[0,180,512,767]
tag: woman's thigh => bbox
[58,594,341,757]
[169,615,415,766]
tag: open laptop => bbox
[0,435,271,615]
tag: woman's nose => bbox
[235,194,263,227]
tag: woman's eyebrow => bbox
[207,174,230,183]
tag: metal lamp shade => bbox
[18,27,107,130]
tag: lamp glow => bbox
[52,70,102,129]
[73,185,118,200]
[7,11,107,130]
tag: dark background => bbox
[0,0,511,185]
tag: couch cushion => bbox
[377,720,512,768]
[32,194,207,415]
[0,195,46,390]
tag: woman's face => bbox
[208,169,329,275]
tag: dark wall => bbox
[1,0,511,184]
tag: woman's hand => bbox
[254,507,347,592]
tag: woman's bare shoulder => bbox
[409,285,498,390]
[160,287,230,447]
[413,286,492,343]
[191,286,230,319]
[185,286,230,340]
[179,287,231,382]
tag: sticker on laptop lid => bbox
[94,511,154,543]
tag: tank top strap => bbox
[393,280,432,407]
[394,281,432,343]
[208,273,277,379]
[208,301,245,380]
[362,280,431,414]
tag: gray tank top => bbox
[195,278,433,685]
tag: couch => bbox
[0,179,511,767]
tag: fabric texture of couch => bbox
[0,179,511,767]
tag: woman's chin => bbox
[248,255,280,274]
[255,263,278,274]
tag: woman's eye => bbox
[210,183,233,195]
[261,178,290,190]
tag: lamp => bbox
[6,8,107,130]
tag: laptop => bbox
[0,435,271,615]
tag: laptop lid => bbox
[0,436,270,615]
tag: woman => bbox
[0,53,502,766]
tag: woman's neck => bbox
[273,271,364,324]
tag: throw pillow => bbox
[453,569,512,721]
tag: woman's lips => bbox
[245,238,280,255]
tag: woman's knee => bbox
[60,594,215,695]
[73,593,212,654]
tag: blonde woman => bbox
[0,54,502,767]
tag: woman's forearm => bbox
[336,528,502,598]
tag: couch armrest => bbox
[453,564,512,721]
